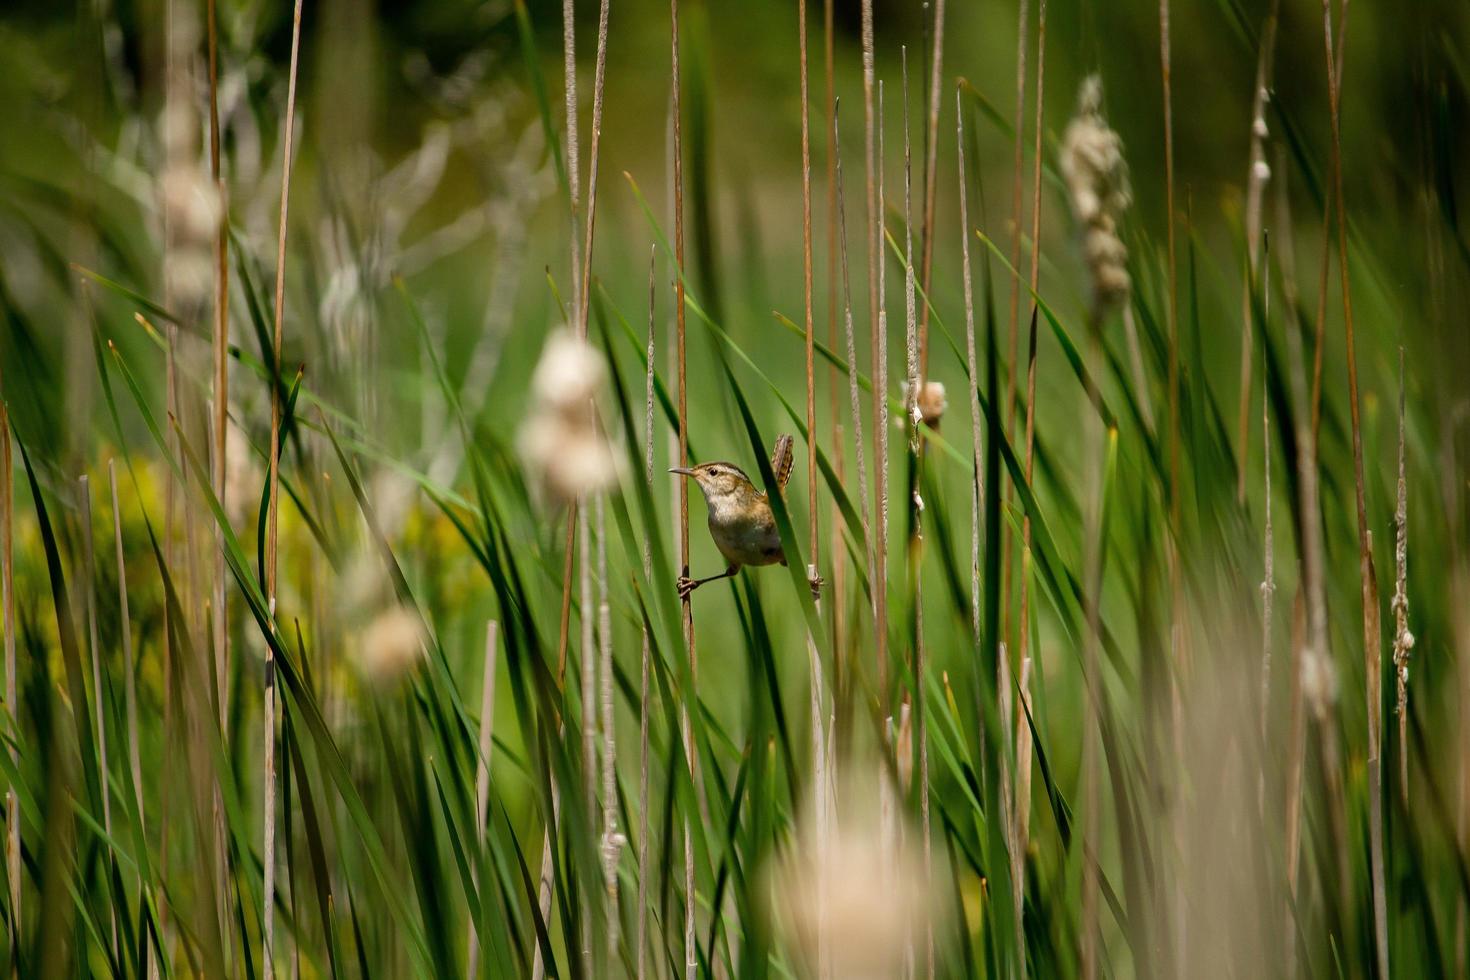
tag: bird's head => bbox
[669,461,757,503]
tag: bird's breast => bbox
[708,507,783,567]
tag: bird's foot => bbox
[807,572,825,601]
[676,575,697,599]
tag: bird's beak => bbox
[668,466,696,477]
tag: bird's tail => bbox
[770,434,795,495]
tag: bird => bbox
[670,434,795,598]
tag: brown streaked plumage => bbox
[670,435,795,597]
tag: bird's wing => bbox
[770,434,795,496]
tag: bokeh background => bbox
[1,0,1469,976]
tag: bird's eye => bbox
[709,467,720,476]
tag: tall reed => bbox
[264,2,306,971]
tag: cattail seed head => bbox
[1061,75,1132,317]
[519,329,623,504]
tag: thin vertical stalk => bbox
[596,495,619,972]
[264,3,305,972]
[1260,345,1276,749]
[563,0,582,333]
[636,248,656,980]
[916,0,945,375]
[575,0,612,338]
[1309,0,1349,444]
[823,0,843,705]
[1393,348,1411,801]
[1159,0,1185,969]
[573,2,610,967]
[955,90,981,690]
[1,403,15,974]
[78,476,117,955]
[1279,122,1328,980]
[467,622,498,979]
[1011,5,1047,960]
[797,3,830,974]
[1236,0,1279,502]
[578,504,594,976]
[875,79,891,726]
[669,2,697,976]
[1259,323,1278,847]
[110,460,151,978]
[834,103,873,632]
[860,0,888,715]
[204,4,233,967]
[206,0,228,728]
[1321,1,1387,971]
[1079,314,1106,980]
[798,0,818,582]
[108,461,145,832]
[1006,0,1031,435]
[899,52,933,980]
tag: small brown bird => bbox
[670,434,795,598]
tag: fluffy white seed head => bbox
[358,605,427,685]
[531,328,607,412]
[519,329,623,505]
[771,766,935,980]
[1061,75,1133,316]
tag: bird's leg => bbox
[677,564,738,598]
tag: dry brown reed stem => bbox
[1309,0,1350,445]
[823,0,843,688]
[1006,0,1031,437]
[78,476,117,954]
[204,11,231,967]
[1274,50,1347,958]
[467,622,498,979]
[798,0,818,578]
[916,0,945,375]
[563,0,582,332]
[668,2,697,976]
[206,0,229,737]
[797,5,830,972]
[1,403,15,966]
[636,248,655,980]
[1260,345,1275,750]
[1393,348,1412,800]
[1320,2,1387,971]
[859,0,888,715]
[1236,0,1279,503]
[834,104,874,634]
[876,79,892,724]
[575,0,612,338]
[264,3,305,972]
[1158,0,1186,969]
[899,53,934,980]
